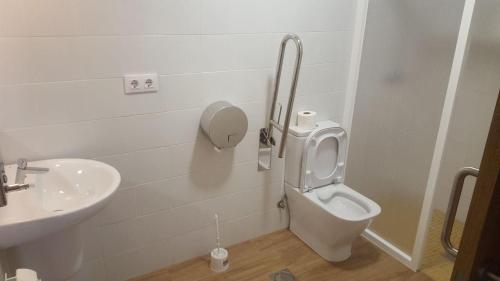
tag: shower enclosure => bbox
[344,0,499,275]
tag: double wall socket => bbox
[123,73,159,94]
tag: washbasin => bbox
[0,158,121,249]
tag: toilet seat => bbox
[300,126,347,191]
[294,183,381,222]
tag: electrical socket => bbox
[123,73,159,94]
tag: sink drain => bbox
[52,209,63,212]
[270,268,298,281]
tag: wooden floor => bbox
[420,210,464,281]
[132,230,434,281]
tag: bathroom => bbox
[0,0,499,280]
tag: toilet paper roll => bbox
[16,269,38,281]
[297,110,317,130]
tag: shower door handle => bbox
[441,166,479,257]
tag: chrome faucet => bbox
[0,161,30,207]
[15,158,49,184]
[0,159,49,207]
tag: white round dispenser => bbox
[200,101,248,149]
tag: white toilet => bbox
[285,120,381,262]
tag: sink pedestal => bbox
[7,225,83,281]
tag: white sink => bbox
[0,158,120,280]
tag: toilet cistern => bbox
[258,34,303,171]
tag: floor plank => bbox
[132,230,434,281]
[420,210,464,281]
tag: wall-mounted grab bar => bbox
[259,34,303,168]
[441,166,479,257]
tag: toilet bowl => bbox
[285,121,381,262]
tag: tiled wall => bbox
[0,1,356,280]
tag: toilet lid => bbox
[300,126,347,190]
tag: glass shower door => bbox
[346,0,465,255]
[421,0,500,280]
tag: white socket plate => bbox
[123,73,159,94]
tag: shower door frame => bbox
[343,0,478,271]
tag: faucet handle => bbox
[17,158,28,169]
[0,162,7,185]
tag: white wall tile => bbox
[167,225,215,265]
[135,181,176,216]
[222,207,288,247]
[103,249,147,281]
[201,69,274,104]
[97,147,175,189]
[0,0,77,37]
[201,0,355,34]
[79,220,104,262]
[77,35,202,79]
[298,31,353,65]
[170,132,259,177]
[0,36,202,85]
[0,37,85,84]
[137,240,172,275]
[0,109,202,163]
[98,219,142,257]
[68,258,107,281]
[0,0,201,37]
[0,62,346,131]
[200,34,280,72]
[134,160,282,211]
[294,92,346,123]
[76,0,202,36]
[136,180,282,243]
[94,188,137,225]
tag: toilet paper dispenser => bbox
[200,101,248,149]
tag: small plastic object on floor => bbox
[270,268,298,281]
[5,268,41,281]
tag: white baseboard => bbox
[362,229,416,271]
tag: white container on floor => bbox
[4,268,40,281]
[210,248,229,272]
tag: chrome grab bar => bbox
[441,166,479,257]
[263,34,303,158]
